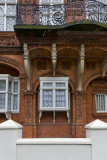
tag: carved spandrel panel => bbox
[62,61,71,70]
[0,35,19,47]
[86,61,95,70]
[37,61,47,70]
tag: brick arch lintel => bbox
[0,56,25,76]
[83,72,105,91]
[32,71,76,93]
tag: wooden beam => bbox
[102,57,107,77]
[51,44,57,76]
[78,44,85,91]
[23,43,31,90]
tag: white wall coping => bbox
[85,119,107,130]
[0,119,23,129]
[17,138,91,145]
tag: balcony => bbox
[16,0,107,28]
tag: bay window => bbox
[0,74,20,119]
[39,77,70,123]
[96,94,107,112]
[0,0,17,31]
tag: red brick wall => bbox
[0,47,106,138]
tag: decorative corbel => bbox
[102,56,107,77]
[23,43,31,90]
[78,44,85,91]
[51,44,57,76]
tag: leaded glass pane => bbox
[0,94,5,109]
[43,83,53,87]
[0,8,4,31]
[0,0,5,2]
[56,90,66,107]
[43,90,53,107]
[0,80,6,91]
[7,4,16,15]
[6,0,16,2]
[40,0,51,4]
[13,82,18,93]
[0,5,5,10]
[13,95,18,110]
[8,94,11,110]
[96,94,105,111]
[6,17,16,31]
[8,81,11,92]
[56,83,65,87]
[52,0,63,4]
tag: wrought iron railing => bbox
[16,0,107,26]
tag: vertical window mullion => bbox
[53,82,55,110]
[6,78,8,111]
[105,94,107,111]
[40,82,43,109]
[4,1,6,31]
[11,81,13,111]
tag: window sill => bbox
[93,112,107,117]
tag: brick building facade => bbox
[0,0,107,138]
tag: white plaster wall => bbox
[16,139,92,160]
[0,129,22,160]
[87,130,107,160]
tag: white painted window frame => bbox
[0,74,20,115]
[0,0,17,31]
[39,77,70,123]
[95,93,107,113]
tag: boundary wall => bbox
[0,119,107,160]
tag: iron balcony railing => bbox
[16,0,107,26]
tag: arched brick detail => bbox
[83,72,102,91]
[0,56,25,76]
[57,46,79,53]
[29,46,51,52]
[32,71,76,92]
[85,46,107,53]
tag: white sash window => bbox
[0,0,17,31]
[96,94,107,112]
[0,74,20,119]
[39,77,70,123]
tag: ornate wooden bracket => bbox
[102,56,107,77]
[51,44,57,76]
[23,43,31,90]
[78,44,85,91]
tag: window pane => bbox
[56,83,65,87]
[13,95,18,110]
[8,94,11,110]
[13,82,18,93]
[0,8,4,31]
[0,0,5,3]
[7,4,16,15]
[0,80,6,91]
[0,94,5,109]
[6,0,16,2]
[43,90,53,107]
[96,94,105,111]
[8,81,12,92]
[40,0,51,4]
[56,90,66,107]
[52,0,63,4]
[43,83,53,87]
[6,17,16,31]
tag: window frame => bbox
[0,74,20,114]
[39,77,69,111]
[0,0,17,31]
[95,93,107,113]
